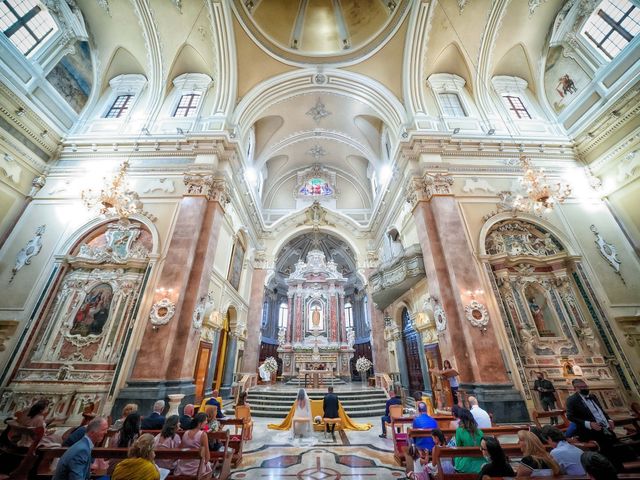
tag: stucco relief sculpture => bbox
[590,225,624,283]
[150,298,176,327]
[10,225,45,283]
[464,300,489,329]
[485,220,562,257]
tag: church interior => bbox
[0,0,640,478]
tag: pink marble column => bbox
[410,177,509,385]
[295,292,303,342]
[339,293,346,343]
[365,284,390,373]
[242,268,268,374]
[131,179,228,383]
[286,294,293,343]
[329,287,338,342]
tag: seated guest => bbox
[112,433,160,480]
[426,429,455,476]
[180,404,194,430]
[453,409,485,474]
[204,390,225,419]
[11,398,49,447]
[53,417,109,480]
[580,451,619,480]
[111,403,138,430]
[406,444,428,480]
[204,405,220,433]
[154,415,181,471]
[478,436,515,479]
[516,430,561,477]
[62,411,97,447]
[467,396,491,429]
[379,390,402,438]
[111,412,141,448]
[542,425,586,475]
[141,400,166,430]
[175,413,212,479]
[449,405,462,431]
[412,402,437,451]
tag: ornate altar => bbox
[277,249,354,381]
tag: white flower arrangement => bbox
[355,356,372,373]
[263,356,278,373]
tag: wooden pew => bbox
[431,442,599,480]
[218,418,245,467]
[532,409,571,430]
[36,447,203,479]
[395,425,527,466]
[0,422,45,480]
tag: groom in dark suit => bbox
[323,386,340,441]
[565,378,632,468]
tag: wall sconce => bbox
[149,287,177,330]
[465,289,484,300]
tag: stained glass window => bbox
[299,177,333,196]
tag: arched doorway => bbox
[402,307,424,393]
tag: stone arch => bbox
[272,226,362,265]
[232,69,408,150]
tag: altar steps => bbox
[246,388,387,418]
[285,376,346,386]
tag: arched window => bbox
[344,301,353,329]
[278,302,288,329]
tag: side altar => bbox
[277,249,355,382]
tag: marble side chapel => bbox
[277,249,355,381]
[0,219,154,424]
[481,217,628,410]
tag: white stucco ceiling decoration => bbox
[306,99,332,124]
[231,0,411,66]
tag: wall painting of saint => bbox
[70,283,113,336]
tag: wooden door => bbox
[194,342,212,401]
[402,308,424,393]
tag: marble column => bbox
[115,174,230,415]
[286,293,294,343]
[204,329,221,397]
[416,332,432,396]
[243,268,268,374]
[339,293,346,343]
[221,334,238,398]
[295,291,303,342]
[329,286,338,342]
[407,171,527,422]
[367,296,390,373]
[394,334,410,388]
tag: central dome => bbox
[233,0,410,65]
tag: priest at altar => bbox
[268,399,371,432]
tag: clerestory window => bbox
[581,0,639,60]
[173,93,202,117]
[503,95,531,120]
[439,93,467,117]
[0,0,58,56]
[104,94,133,119]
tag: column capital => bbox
[183,171,214,197]
[404,171,454,208]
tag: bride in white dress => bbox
[291,388,313,439]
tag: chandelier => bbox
[81,160,143,219]
[512,155,571,215]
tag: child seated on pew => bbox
[426,429,455,477]
[406,444,428,480]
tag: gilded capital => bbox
[183,172,214,197]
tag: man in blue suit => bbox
[53,417,108,480]
[141,400,166,429]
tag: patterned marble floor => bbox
[230,416,405,479]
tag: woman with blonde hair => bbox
[516,430,561,477]
[112,433,160,480]
[112,403,138,430]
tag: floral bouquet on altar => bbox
[355,356,372,373]
[263,356,278,373]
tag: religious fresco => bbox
[69,283,113,336]
[46,41,92,113]
[524,283,557,337]
[544,46,591,113]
